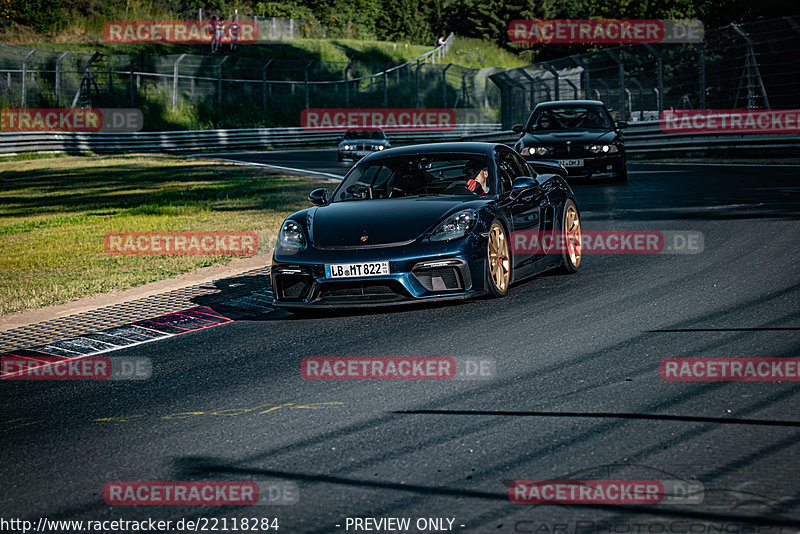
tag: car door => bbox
[496,148,547,277]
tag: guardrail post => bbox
[304,60,313,109]
[442,63,453,107]
[21,49,35,108]
[55,51,69,107]
[172,53,186,111]
[644,44,663,114]
[217,55,229,107]
[344,61,353,107]
[262,59,273,111]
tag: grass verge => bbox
[0,154,321,316]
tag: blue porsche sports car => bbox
[270,142,582,309]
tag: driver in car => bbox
[465,160,490,194]
[585,108,610,128]
[538,114,554,129]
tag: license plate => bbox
[559,159,584,167]
[325,261,389,279]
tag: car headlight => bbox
[278,220,306,250]
[430,209,477,242]
[587,144,619,153]
[521,146,549,156]
[376,145,385,150]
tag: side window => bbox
[496,151,523,193]
[511,152,532,178]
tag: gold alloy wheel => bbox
[565,205,582,269]
[488,222,510,292]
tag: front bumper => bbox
[271,239,486,308]
[527,154,624,179]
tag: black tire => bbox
[485,220,511,298]
[559,199,582,274]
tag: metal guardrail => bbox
[462,120,800,154]
[0,124,501,154]
[2,121,798,156]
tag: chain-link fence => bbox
[492,16,800,128]
[0,33,501,130]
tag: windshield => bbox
[526,106,613,132]
[332,155,494,201]
[342,130,386,140]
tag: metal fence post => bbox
[442,63,453,107]
[172,53,186,111]
[217,56,229,108]
[630,78,645,119]
[383,63,390,107]
[415,61,422,108]
[515,68,536,111]
[542,62,560,101]
[304,60,313,109]
[21,49,35,107]
[698,46,706,109]
[55,51,69,107]
[644,44,663,114]
[604,49,625,119]
[571,56,590,99]
[262,59,273,111]
[344,62,353,107]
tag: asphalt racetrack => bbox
[2,150,800,533]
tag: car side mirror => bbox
[512,124,524,134]
[511,176,538,196]
[616,121,629,129]
[309,188,327,206]
[527,160,567,177]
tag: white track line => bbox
[206,157,345,181]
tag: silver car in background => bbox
[337,129,390,162]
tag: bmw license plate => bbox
[559,159,584,167]
[325,261,389,279]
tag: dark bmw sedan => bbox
[270,142,583,310]
[513,100,628,182]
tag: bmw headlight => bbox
[587,144,619,154]
[278,220,306,250]
[376,145,385,150]
[430,209,477,242]
[521,146,549,156]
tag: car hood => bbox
[521,129,616,144]
[308,197,488,247]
